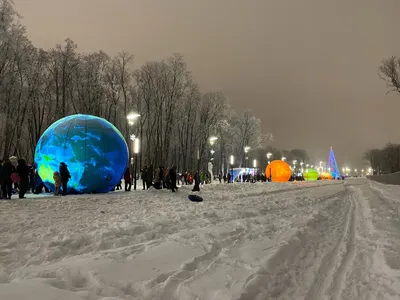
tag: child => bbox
[53,171,61,196]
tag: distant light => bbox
[133,138,140,154]
[244,146,251,153]
[209,136,218,142]
[230,155,234,165]
[127,112,140,121]
[209,136,218,146]
[253,159,257,168]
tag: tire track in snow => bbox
[141,184,347,299]
[303,189,356,300]
[235,187,351,300]
[329,190,357,300]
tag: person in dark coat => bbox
[147,164,153,189]
[59,162,71,196]
[192,171,200,192]
[141,166,148,190]
[124,168,131,191]
[17,159,29,199]
[168,166,178,192]
[1,159,13,199]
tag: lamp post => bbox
[230,155,234,183]
[209,136,218,183]
[133,138,140,190]
[281,156,286,162]
[129,134,136,185]
[127,112,140,185]
[267,152,272,165]
[244,146,250,169]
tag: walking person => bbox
[192,171,200,192]
[53,171,61,196]
[141,166,148,190]
[168,166,178,192]
[59,162,71,196]
[1,159,13,199]
[147,164,154,189]
[17,159,29,199]
[124,168,131,191]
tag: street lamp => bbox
[209,136,218,146]
[127,113,140,181]
[281,156,286,161]
[209,136,218,183]
[244,146,250,169]
[230,155,234,183]
[127,112,140,125]
[266,152,273,165]
[133,138,140,190]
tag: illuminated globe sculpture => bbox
[320,172,333,180]
[303,168,318,181]
[34,114,129,194]
[265,160,292,182]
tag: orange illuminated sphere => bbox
[265,160,292,182]
[320,172,333,180]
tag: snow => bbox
[1,178,400,299]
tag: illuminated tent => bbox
[303,168,318,181]
[320,172,333,180]
[265,160,292,182]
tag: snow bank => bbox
[1,179,398,299]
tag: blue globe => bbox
[34,114,129,194]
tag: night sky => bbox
[14,0,400,168]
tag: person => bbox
[59,162,71,196]
[53,171,61,196]
[17,159,29,199]
[168,165,178,192]
[116,180,122,190]
[154,167,161,189]
[141,166,148,190]
[192,171,200,192]
[124,168,131,191]
[1,159,13,199]
[147,164,153,189]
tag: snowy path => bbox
[0,179,400,299]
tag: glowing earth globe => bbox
[34,114,129,194]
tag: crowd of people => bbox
[1,157,285,200]
[0,159,72,199]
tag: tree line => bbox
[0,0,309,173]
[364,143,400,174]
[363,55,400,174]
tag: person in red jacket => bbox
[124,168,131,191]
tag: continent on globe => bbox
[34,114,129,194]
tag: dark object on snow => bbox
[188,194,203,202]
[100,210,105,214]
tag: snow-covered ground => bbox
[1,178,400,299]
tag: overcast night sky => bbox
[13,0,400,168]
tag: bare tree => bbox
[379,56,400,95]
